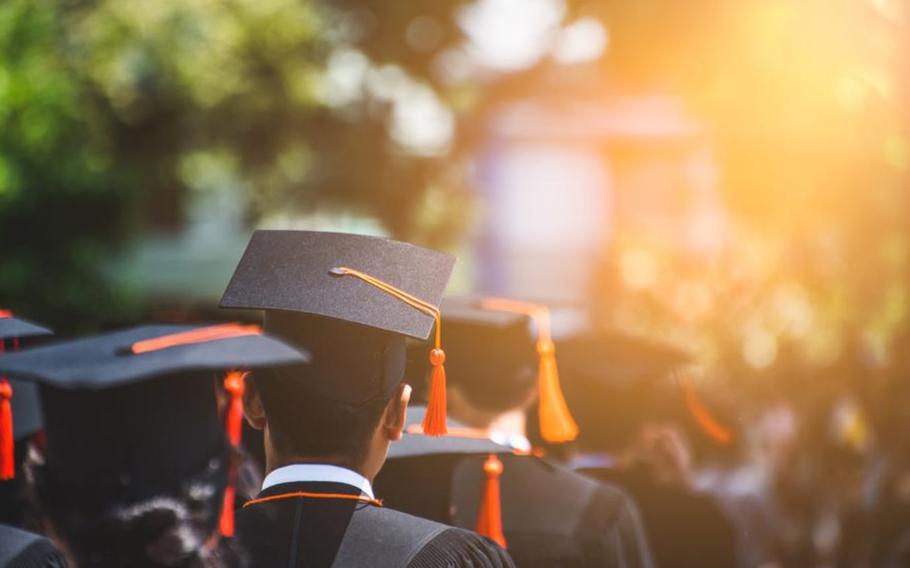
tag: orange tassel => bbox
[329,267,448,436]
[536,338,578,443]
[223,371,246,446]
[220,482,236,537]
[481,298,579,443]
[219,370,247,537]
[681,377,731,445]
[475,454,507,548]
[422,348,448,436]
[0,379,13,480]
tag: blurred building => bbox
[467,65,727,309]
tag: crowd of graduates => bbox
[0,230,908,567]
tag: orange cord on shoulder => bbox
[242,491,384,509]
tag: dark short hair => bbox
[442,320,538,414]
[254,367,395,467]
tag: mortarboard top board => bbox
[219,231,456,434]
[0,323,307,388]
[389,405,513,459]
[220,230,455,340]
[0,311,52,341]
[558,331,692,388]
[0,324,309,503]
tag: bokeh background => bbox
[2,1,909,565]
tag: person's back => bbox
[377,298,654,568]
[236,475,510,567]
[581,464,737,568]
[0,323,308,568]
[222,231,514,568]
[379,452,651,568]
[558,332,738,568]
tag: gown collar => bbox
[261,464,375,499]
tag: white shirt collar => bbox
[489,430,532,453]
[261,464,375,499]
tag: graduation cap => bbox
[220,230,456,435]
[439,298,579,444]
[0,311,53,481]
[383,405,512,548]
[0,323,309,536]
[559,331,732,446]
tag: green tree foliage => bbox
[0,0,476,330]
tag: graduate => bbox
[0,322,308,568]
[558,331,738,568]
[219,230,514,568]
[376,298,654,568]
[0,312,53,530]
[377,404,516,543]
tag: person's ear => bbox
[383,383,411,441]
[243,374,268,431]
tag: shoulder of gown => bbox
[407,526,515,568]
[580,482,655,568]
[0,524,68,568]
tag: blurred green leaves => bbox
[0,0,473,331]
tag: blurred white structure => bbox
[466,65,727,306]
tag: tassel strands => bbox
[0,378,13,480]
[0,334,15,480]
[480,298,579,443]
[219,370,248,537]
[679,374,732,445]
[475,454,507,548]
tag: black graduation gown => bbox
[234,481,514,568]
[579,466,737,568]
[0,524,67,568]
[375,454,654,568]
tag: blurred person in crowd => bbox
[557,331,739,568]
[220,231,514,568]
[0,313,54,531]
[378,298,654,568]
[0,323,307,567]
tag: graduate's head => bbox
[220,230,456,478]
[0,323,307,567]
[245,312,412,477]
[439,303,538,419]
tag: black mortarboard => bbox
[0,324,308,504]
[220,230,456,433]
[558,331,691,386]
[0,524,66,568]
[0,312,52,483]
[438,297,580,443]
[439,298,536,403]
[0,312,52,342]
[390,405,513,459]
[558,331,733,449]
